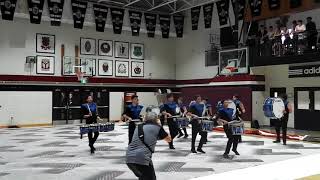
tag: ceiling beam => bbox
[147,0,177,11]
[123,0,142,7]
[171,0,217,14]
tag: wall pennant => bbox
[48,0,64,26]
[27,0,45,24]
[268,0,280,10]
[0,0,17,21]
[173,16,184,38]
[191,6,201,30]
[129,10,142,36]
[216,0,230,26]
[290,0,302,8]
[231,0,245,20]
[203,3,214,29]
[159,15,171,38]
[144,13,157,38]
[93,4,108,32]
[249,0,263,17]
[110,8,125,34]
[71,0,87,29]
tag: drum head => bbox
[272,98,285,119]
[227,101,237,119]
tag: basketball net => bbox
[76,70,84,81]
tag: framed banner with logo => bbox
[80,38,96,55]
[98,59,113,76]
[115,41,129,59]
[36,33,55,54]
[289,64,320,78]
[131,61,144,77]
[115,60,129,77]
[98,39,113,56]
[130,43,144,60]
[36,55,55,75]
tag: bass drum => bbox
[263,97,285,119]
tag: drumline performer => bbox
[122,95,144,144]
[177,97,189,138]
[273,94,292,145]
[216,100,241,158]
[81,95,100,154]
[232,95,246,142]
[188,95,207,153]
[160,93,180,149]
[203,98,213,116]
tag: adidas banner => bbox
[48,0,64,26]
[191,6,201,30]
[145,13,157,38]
[249,0,263,17]
[216,0,229,26]
[290,0,302,8]
[0,0,17,21]
[268,0,280,10]
[203,3,214,29]
[231,0,245,20]
[129,10,142,36]
[173,15,184,38]
[93,4,108,32]
[159,14,171,38]
[110,8,125,34]
[71,0,87,29]
[27,0,45,24]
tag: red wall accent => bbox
[180,86,252,121]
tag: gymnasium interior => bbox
[1,0,320,179]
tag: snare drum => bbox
[229,121,244,135]
[201,120,214,132]
[80,125,89,135]
[175,117,189,128]
[89,124,100,133]
[263,97,285,119]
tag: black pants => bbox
[128,122,136,144]
[275,116,288,143]
[224,125,240,154]
[179,127,188,136]
[167,118,179,147]
[307,35,317,50]
[191,120,207,150]
[88,131,99,147]
[127,163,156,180]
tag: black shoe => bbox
[283,142,287,145]
[232,150,240,155]
[169,145,175,149]
[191,149,197,153]
[184,134,189,138]
[90,147,95,154]
[177,133,184,138]
[223,154,230,159]
[197,148,206,153]
[273,140,280,143]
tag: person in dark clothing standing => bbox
[306,17,318,51]
[81,95,100,154]
[123,95,144,144]
[161,93,180,149]
[273,94,292,145]
[232,95,246,143]
[188,95,207,154]
[216,100,241,158]
[177,96,189,138]
[126,112,171,180]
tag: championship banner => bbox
[0,0,17,20]
[249,0,263,17]
[48,0,64,26]
[93,4,108,32]
[71,0,87,29]
[159,14,171,38]
[231,0,245,20]
[191,6,201,30]
[290,0,302,8]
[129,10,142,36]
[145,13,157,38]
[173,15,184,38]
[110,8,125,34]
[216,0,229,26]
[203,3,214,29]
[268,0,280,10]
[27,0,45,24]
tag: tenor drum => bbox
[201,120,214,132]
[229,121,244,135]
[263,97,285,119]
[175,117,189,128]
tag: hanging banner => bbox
[216,0,229,26]
[48,0,64,26]
[249,0,263,17]
[71,0,87,29]
[93,4,108,32]
[231,0,245,20]
[27,0,45,24]
[290,0,302,8]
[110,8,125,34]
[173,16,184,38]
[268,0,280,10]
[203,3,214,29]
[129,10,142,36]
[159,15,171,38]
[145,13,157,38]
[0,0,17,21]
[191,6,201,30]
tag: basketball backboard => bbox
[219,47,249,75]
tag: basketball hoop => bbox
[76,71,84,81]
